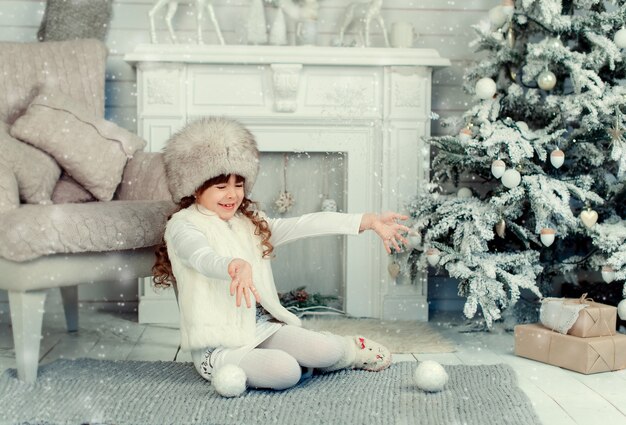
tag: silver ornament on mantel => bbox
[274,191,295,214]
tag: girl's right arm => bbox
[167,219,261,307]
[166,219,232,280]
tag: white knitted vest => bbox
[165,206,301,351]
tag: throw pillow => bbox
[115,152,173,202]
[0,123,61,204]
[10,92,146,201]
[38,0,114,42]
[0,165,19,213]
[52,174,96,204]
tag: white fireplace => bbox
[125,44,449,323]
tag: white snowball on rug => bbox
[212,364,247,397]
[414,360,449,392]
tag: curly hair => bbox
[152,174,273,288]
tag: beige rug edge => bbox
[301,316,456,354]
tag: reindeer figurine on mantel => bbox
[337,0,389,47]
[149,0,225,45]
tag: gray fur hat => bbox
[163,117,259,203]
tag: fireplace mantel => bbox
[125,45,449,323]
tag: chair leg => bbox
[8,290,47,383]
[60,286,79,333]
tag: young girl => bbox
[153,116,410,391]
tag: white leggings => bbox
[193,325,345,390]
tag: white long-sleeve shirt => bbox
[167,211,364,281]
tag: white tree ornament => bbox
[149,0,225,44]
[614,27,626,49]
[475,77,497,99]
[540,228,556,247]
[550,149,565,168]
[491,159,506,178]
[501,168,521,188]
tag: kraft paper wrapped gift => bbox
[540,295,617,337]
[514,324,626,374]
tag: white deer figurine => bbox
[149,0,225,44]
[337,0,389,47]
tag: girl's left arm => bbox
[267,211,410,253]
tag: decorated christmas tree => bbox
[406,0,626,327]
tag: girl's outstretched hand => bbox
[360,212,410,254]
[228,258,261,308]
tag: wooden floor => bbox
[1,292,625,425]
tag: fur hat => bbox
[163,117,259,203]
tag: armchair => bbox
[0,39,176,382]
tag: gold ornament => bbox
[506,27,515,48]
[495,218,506,238]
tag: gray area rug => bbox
[0,359,541,425]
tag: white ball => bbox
[614,27,626,49]
[414,360,449,392]
[212,364,247,397]
[618,299,626,321]
[501,169,521,189]
[601,265,616,283]
[537,70,557,91]
[550,149,565,168]
[475,77,497,100]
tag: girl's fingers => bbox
[243,287,252,308]
[236,285,243,307]
[230,279,237,296]
[251,286,261,303]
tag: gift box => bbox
[540,295,617,338]
[514,323,626,374]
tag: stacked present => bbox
[514,294,626,374]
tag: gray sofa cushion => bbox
[0,200,177,262]
[0,165,19,213]
[10,92,147,201]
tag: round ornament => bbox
[617,299,626,321]
[537,70,557,91]
[426,248,441,267]
[475,77,497,99]
[491,159,506,179]
[579,208,598,229]
[550,149,565,169]
[488,6,509,29]
[414,360,449,392]
[601,265,616,283]
[540,228,556,247]
[459,127,473,142]
[501,168,521,189]
[457,187,473,198]
[614,27,626,49]
[213,364,247,397]
[406,232,422,249]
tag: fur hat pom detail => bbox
[212,364,247,397]
[163,116,259,203]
